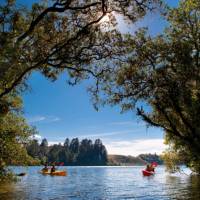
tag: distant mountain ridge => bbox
[108,154,163,166]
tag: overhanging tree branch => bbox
[0,7,106,99]
[17,1,103,43]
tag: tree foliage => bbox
[0,94,36,181]
[97,0,200,173]
[0,0,160,102]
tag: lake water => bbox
[0,166,200,200]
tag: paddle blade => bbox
[55,162,64,166]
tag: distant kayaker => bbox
[145,164,154,172]
[150,164,155,172]
[145,164,151,172]
[42,163,49,172]
[50,164,56,173]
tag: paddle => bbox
[55,162,64,166]
[53,162,64,171]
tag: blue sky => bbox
[22,0,179,156]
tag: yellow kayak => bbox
[40,170,67,176]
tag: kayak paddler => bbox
[50,164,56,173]
[145,164,155,172]
[42,163,49,172]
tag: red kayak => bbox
[142,170,155,176]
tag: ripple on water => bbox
[0,166,200,200]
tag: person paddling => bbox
[142,162,157,176]
[42,163,49,172]
[50,163,56,173]
[145,164,151,172]
[150,164,155,172]
[145,163,155,172]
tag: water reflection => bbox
[184,175,200,200]
[0,166,199,200]
[164,174,200,200]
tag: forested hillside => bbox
[108,155,146,166]
[26,138,108,166]
[138,154,163,165]
[26,138,163,166]
[108,154,163,166]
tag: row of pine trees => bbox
[26,138,108,166]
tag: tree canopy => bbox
[97,0,200,173]
[0,0,160,101]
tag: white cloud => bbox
[50,117,60,122]
[105,138,166,156]
[48,141,63,146]
[27,115,61,123]
[28,116,46,123]
[109,121,134,126]
[108,121,146,127]
[79,129,137,138]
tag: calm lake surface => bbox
[0,166,200,200]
